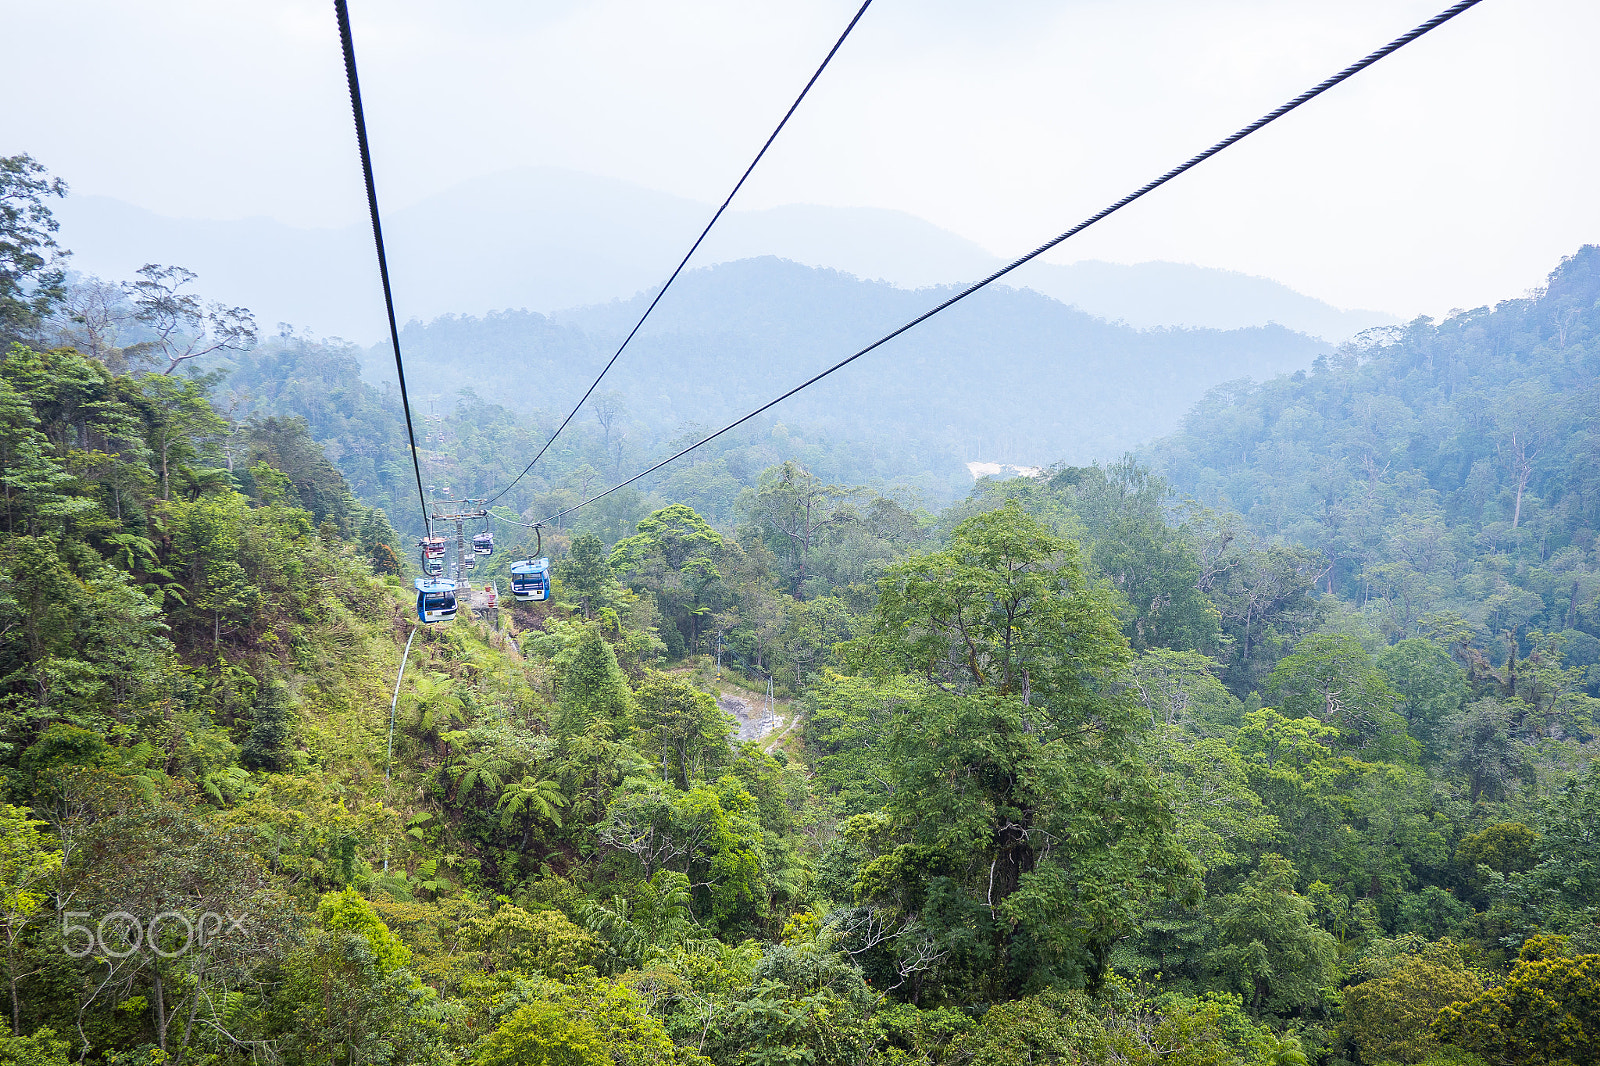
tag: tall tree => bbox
[848,503,1194,999]
[741,461,850,598]
[1267,635,1413,758]
[0,156,68,341]
[555,626,634,738]
[633,672,731,789]
[125,264,257,376]
[558,532,617,618]
[852,500,1130,719]
[134,373,226,501]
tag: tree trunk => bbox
[8,935,20,1036]
[173,947,208,1066]
[1503,631,1518,699]
[152,968,167,1052]
[797,496,811,599]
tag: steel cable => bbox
[535,0,1486,527]
[484,0,876,507]
[334,0,431,530]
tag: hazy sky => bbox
[7,0,1598,318]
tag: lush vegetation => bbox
[3,154,1599,1066]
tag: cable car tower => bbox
[431,495,502,629]
[430,496,487,583]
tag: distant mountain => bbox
[380,256,1331,467]
[1019,260,1400,339]
[54,167,1396,343]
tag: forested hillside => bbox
[4,154,1600,1066]
[222,324,969,540]
[378,257,1331,467]
[1153,246,1600,685]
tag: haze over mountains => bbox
[56,167,1398,344]
[373,256,1330,468]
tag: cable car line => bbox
[533,0,1486,529]
[334,0,430,530]
[483,0,877,508]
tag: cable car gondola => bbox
[510,557,550,601]
[472,531,494,556]
[419,535,446,559]
[415,579,458,624]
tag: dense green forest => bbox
[3,154,1599,1066]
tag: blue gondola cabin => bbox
[510,557,550,601]
[415,579,458,623]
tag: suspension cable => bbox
[535,0,1486,528]
[484,0,876,508]
[334,0,430,530]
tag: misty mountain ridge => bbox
[53,166,1397,343]
[377,255,1331,467]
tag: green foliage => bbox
[0,804,60,1039]
[474,1002,608,1066]
[0,1028,70,1066]
[463,905,600,980]
[804,671,924,816]
[1343,939,1484,1063]
[842,506,1195,1000]
[949,987,1102,1065]
[1434,936,1600,1066]
[856,684,1194,997]
[1086,462,1220,653]
[271,926,444,1066]
[0,531,172,742]
[1130,649,1245,734]
[598,777,768,934]
[1148,732,1277,878]
[738,460,927,601]
[559,532,619,615]
[556,625,634,737]
[1377,639,1468,761]
[317,886,413,973]
[9,215,1600,1066]
[243,416,357,530]
[1267,635,1414,759]
[634,673,731,790]
[475,973,693,1066]
[851,500,1133,721]
[0,155,68,339]
[950,987,1276,1066]
[1456,822,1538,875]
[1206,855,1338,1016]
[240,678,295,771]
[611,505,723,575]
